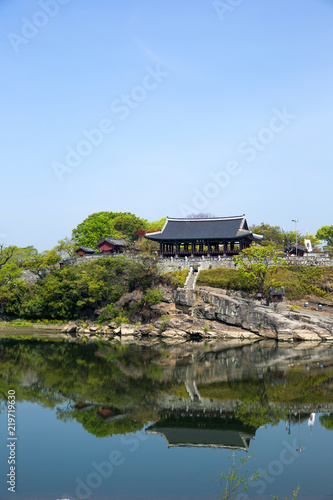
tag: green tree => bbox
[214,452,265,500]
[72,211,148,248]
[111,213,148,241]
[0,245,17,270]
[233,246,283,298]
[72,211,126,248]
[316,226,333,254]
[53,237,76,259]
[23,250,61,278]
[250,223,285,248]
[319,413,333,431]
[148,217,166,230]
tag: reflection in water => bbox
[0,337,333,499]
[1,337,332,438]
[146,411,257,451]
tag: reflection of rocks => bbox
[156,340,333,386]
[113,358,144,379]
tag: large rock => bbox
[120,323,136,336]
[161,328,187,338]
[174,288,333,341]
[61,322,77,334]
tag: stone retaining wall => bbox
[58,252,332,274]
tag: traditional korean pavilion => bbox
[145,215,262,257]
[97,237,128,254]
[75,246,96,256]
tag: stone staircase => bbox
[184,267,200,289]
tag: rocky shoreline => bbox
[2,286,333,344]
[59,286,333,344]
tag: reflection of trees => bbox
[0,340,163,435]
[235,402,287,428]
[68,408,144,437]
[319,413,333,431]
[1,340,333,435]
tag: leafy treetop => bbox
[72,211,149,249]
[316,225,333,254]
[233,245,283,298]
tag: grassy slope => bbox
[195,266,333,302]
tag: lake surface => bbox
[0,336,333,500]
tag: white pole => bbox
[292,219,298,256]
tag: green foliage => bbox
[70,408,143,437]
[8,246,39,265]
[52,237,76,259]
[191,262,333,301]
[135,237,159,255]
[141,289,163,306]
[272,266,333,300]
[235,402,287,428]
[0,340,162,431]
[197,268,254,292]
[0,245,17,270]
[250,223,321,252]
[233,246,283,297]
[214,452,266,500]
[271,485,300,500]
[159,314,170,332]
[72,211,149,248]
[0,256,161,320]
[316,225,333,254]
[250,223,285,248]
[72,211,127,248]
[319,413,333,431]
[148,217,166,230]
[22,249,61,278]
[112,213,148,241]
[163,269,189,288]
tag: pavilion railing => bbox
[159,250,240,257]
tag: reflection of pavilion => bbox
[146,408,257,451]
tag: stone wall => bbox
[157,253,332,273]
[58,252,332,273]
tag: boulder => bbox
[61,323,77,334]
[120,323,136,336]
[161,329,187,338]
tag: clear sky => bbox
[1,0,332,251]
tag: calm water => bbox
[0,336,333,500]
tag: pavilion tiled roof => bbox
[145,216,263,242]
[97,237,128,247]
[75,246,96,254]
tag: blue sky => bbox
[1,0,332,251]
